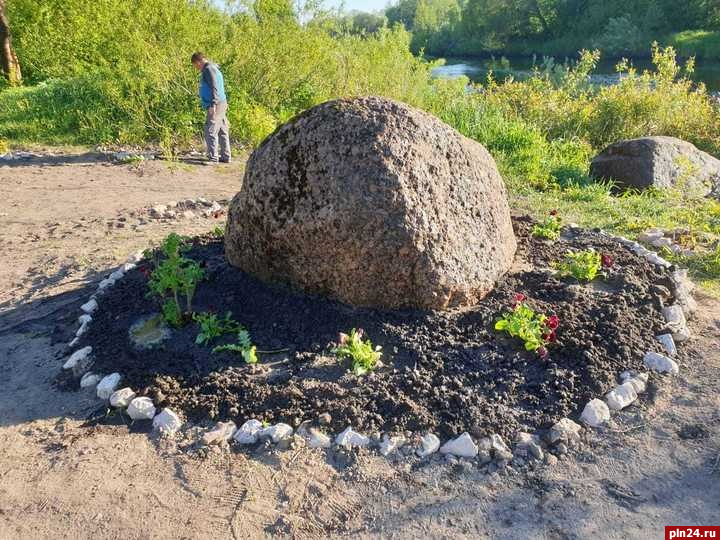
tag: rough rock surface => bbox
[590,136,720,196]
[225,96,517,310]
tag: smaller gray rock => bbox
[440,433,478,458]
[203,421,237,445]
[127,397,156,420]
[153,409,183,435]
[548,418,582,444]
[605,382,638,411]
[109,387,136,408]
[417,433,440,457]
[96,373,122,400]
[656,334,677,356]
[78,314,93,325]
[81,298,98,314]
[233,419,264,444]
[318,413,332,425]
[260,423,294,443]
[63,346,92,371]
[662,305,691,342]
[515,432,544,460]
[379,434,406,456]
[580,399,611,427]
[80,372,101,388]
[335,427,370,449]
[644,351,680,374]
[490,434,512,461]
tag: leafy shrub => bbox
[554,249,602,281]
[212,328,258,364]
[592,16,646,56]
[532,210,562,240]
[194,311,241,346]
[147,233,205,326]
[333,328,382,376]
[494,294,558,358]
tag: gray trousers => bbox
[204,102,231,162]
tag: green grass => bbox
[668,30,720,60]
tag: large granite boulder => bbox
[225,96,517,310]
[590,136,720,197]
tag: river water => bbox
[431,56,720,92]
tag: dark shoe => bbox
[220,158,232,164]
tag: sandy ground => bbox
[0,153,718,539]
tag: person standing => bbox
[191,52,231,164]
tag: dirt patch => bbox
[80,217,677,440]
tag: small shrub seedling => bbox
[194,311,241,346]
[333,328,382,376]
[495,294,559,358]
[213,328,258,364]
[532,210,562,240]
[554,249,602,281]
[147,233,205,326]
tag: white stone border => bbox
[60,227,694,468]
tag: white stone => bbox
[645,252,671,268]
[96,373,122,400]
[515,432,544,460]
[122,262,137,272]
[78,314,92,325]
[81,298,98,314]
[63,346,92,370]
[490,434,512,461]
[127,250,145,264]
[548,418,582,444]
[580,399,611,427]
[605,382,638,411]
[305,428,332,449]
[153,409,183,435]
[109,268,125,281]
[109,387,136,408]
[417,433,440,457]
[644,351,680,374]
[650,237,673,249]
[202,421,237,445]
[335,427,370,449]
[127,397,156,420]
[662,305,691,342]
[97,278,116,291]
[379,434,406,456]
[260,423,294,443]
[68,337,79,349]
[656,334,677,356]
[80,372,101,388]
[626,377,647,394]
[75,321,90,338]
[233,419,264,444]
[440,432,478,458]
[639,230,664,243]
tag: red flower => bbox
[537,346,549,359]
[549,209,558,216]
[545,315,560,330]
[546,330,557,343]
[139,266,150,278]
[514,293,526,303]
[601,253,614,268]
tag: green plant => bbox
[332,328,382,376]
[213,328,258,364]
[147,233,205,326]
[193,311,241,346]
[494,294,559,358]
[554,249,602,281]
[211,225,225,238]
[532,210,562,240]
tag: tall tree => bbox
[0,0,21,85]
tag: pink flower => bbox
[601,253,614,268]
[546,315,560,330]
[356,328,364,339]
[537,346,549,359]
[338,333,349,346]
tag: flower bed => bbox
[71,216,680,442]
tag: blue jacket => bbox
[199,62,227,109]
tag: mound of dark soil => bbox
[81,217,675,440]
